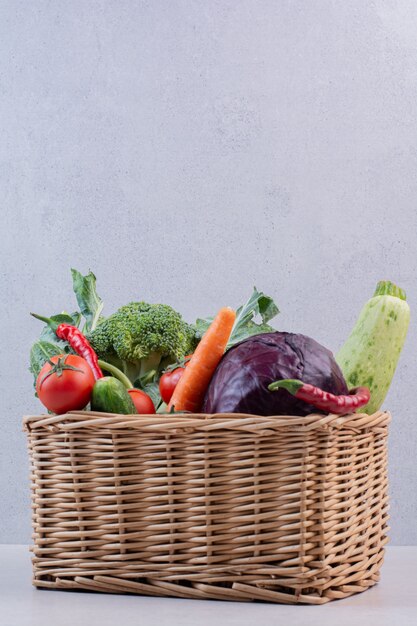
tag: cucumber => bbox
[336,280,410,414]
[91,376,137,414]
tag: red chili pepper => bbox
[268,379,370,414]
[31,313,103,380]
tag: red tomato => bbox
[36,354,95,414]
[159,367,185,404]
[128,389,155,414]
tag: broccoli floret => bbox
[88,302,198,384]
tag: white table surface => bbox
[0,545,416,626]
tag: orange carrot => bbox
[168,307,236,413]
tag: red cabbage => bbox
[202,332,348,416]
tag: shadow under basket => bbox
[23,410,390,604]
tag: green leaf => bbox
[227,319,276,346]
[71,269,104,333]
[233,286,279,328]
[228,287,279,346]
[133,373,163,411]
[194,316,213,339]
[29,341,64,383]
[143,381,163,411]
[195,287,280,349]
[69,311,82,327]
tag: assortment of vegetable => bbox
[29,270,410,418]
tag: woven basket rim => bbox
[23,409,391,433]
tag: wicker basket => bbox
[24,409,390,604]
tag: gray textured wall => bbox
[1,0,416,544]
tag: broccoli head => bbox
[88,302,199,384]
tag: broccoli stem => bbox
[139,352,164,378]
[98,360,133,389]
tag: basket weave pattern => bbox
[24,410,390,604]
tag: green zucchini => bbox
[91,376,137,414]
[336,280,410,414]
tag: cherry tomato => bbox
[128,389,155,414]
[159,367,185,404]
[36,354,95,414]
